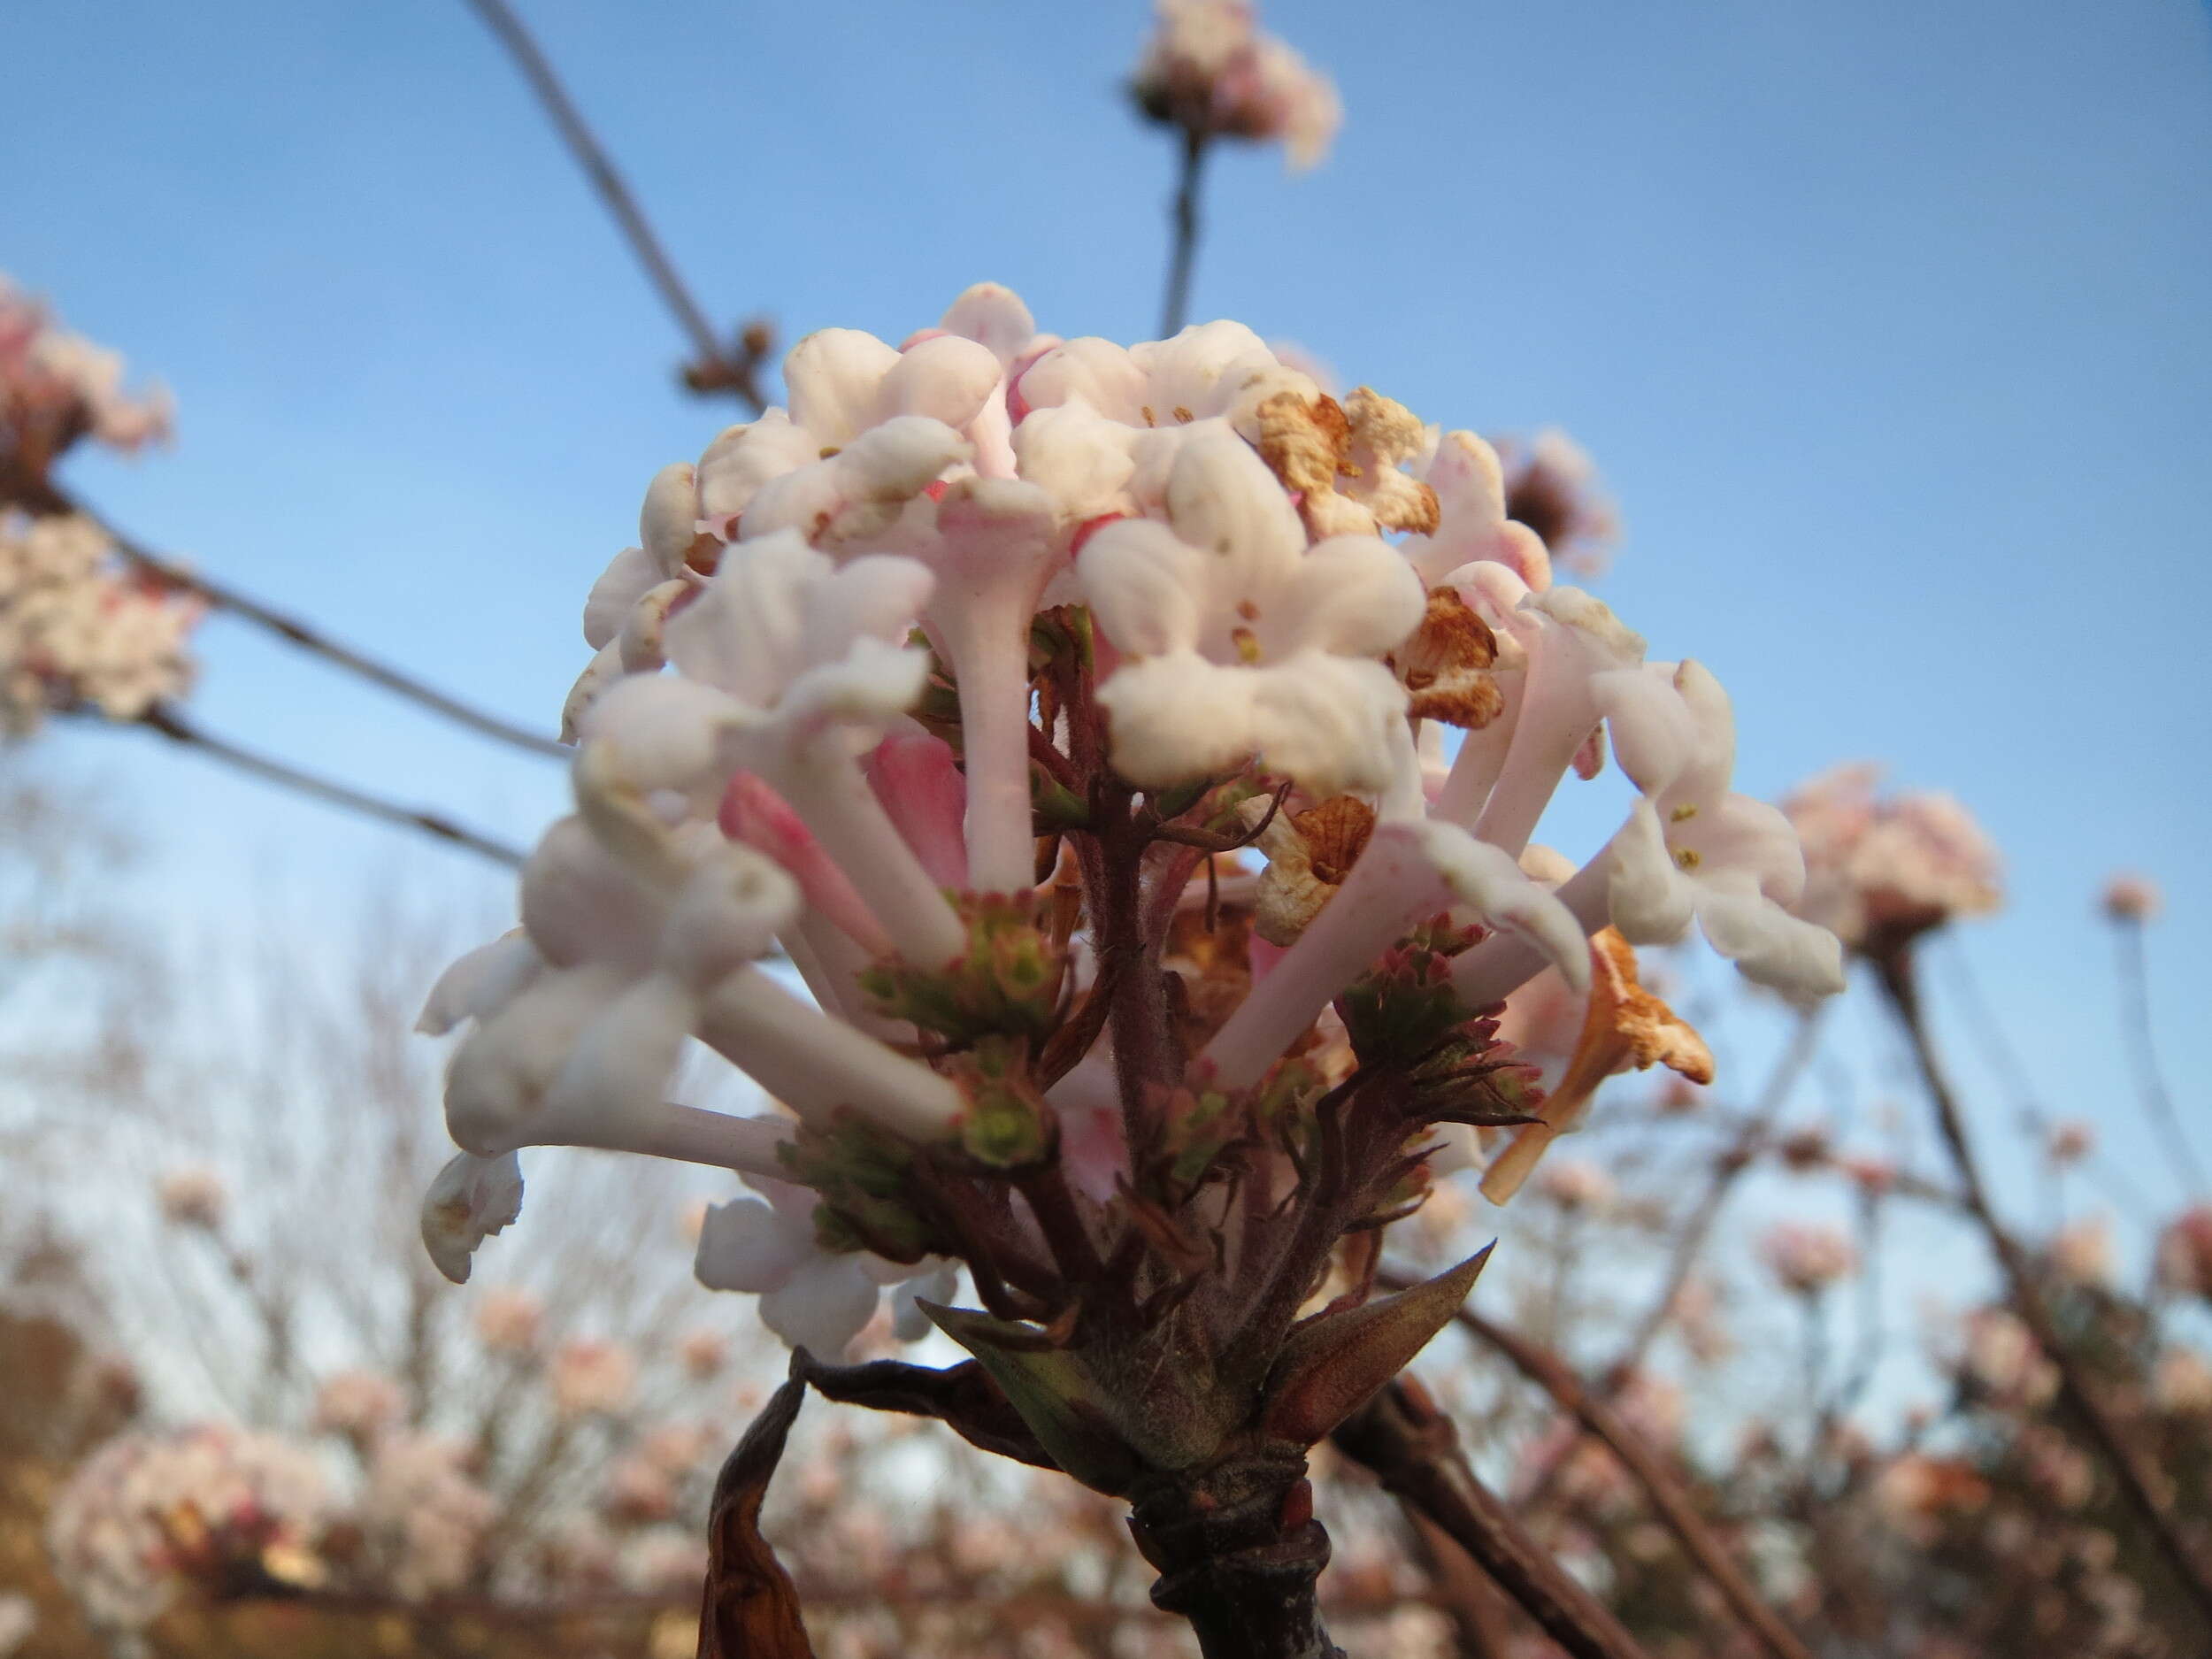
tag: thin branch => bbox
[2112,915,2205,1196]
[1160,131,1210,338]
[1516,1013,1823,1517]
[1615,1010,1825,1376]
[23,476,567,759]
[125,702,526,869]
[1874,942,2212,1628]
[1384,1269,1818,1659]
[1333,1377,1655,1659]
[459,0,770,409]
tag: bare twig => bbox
[1333,1377,1654,1659]
[1160,131,1210,337]
[1385,1270,1818,1659]
[1516,1014,1823,1517]
[19,476,570,758]
[460,0,771,408]
[1874,943,2212,1628]
[1615,1011,1824,1375]
[127,702,526,868]
[2111,914,2205,1196]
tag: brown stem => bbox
[1874,941,2212,1628]
[1160,130,1210,338]
[1332,1378,1653,1659]
[1094,790,1179,1152]
[1519,1012,1822,1516]
[459,0,770,409]
[1127,1453,1344,1659]
[128,703,526,867]
[1614,1010,1824,1377]
[1398,1278,1816,1659]
[2113,915,2206,1195]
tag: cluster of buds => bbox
[0,511,201,733]
[1782,763,2001,957]
[1129,0,1340,169]
[419,284,1840,1635]
[1,274,172,494]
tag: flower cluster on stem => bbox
[421,284,1842,1655]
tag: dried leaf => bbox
[1261,1246,1494,1446]
[698,1356,816,1659]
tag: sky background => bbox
[6,1,2210,1404]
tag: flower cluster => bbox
[0,511,201,733]
[1758,1218,1858,1295]
[45,1419,506,1631]
[419,288,1840,1583]
[1,275,172,490]
[1129,0,1341,168]
[44,1425,333,1634]
[1782,763,2002,955]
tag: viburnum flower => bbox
[45,1426,332,1636]
[2154,1348,2212,1416]
[312,1371,405,1442]
[549,1339,639,1419]
[0,511,201,733]
[472,1285,545,1352]
[357,1432,496,1601]
[1,274,173,490]
[2156,1204,2212,1301]
[2048,1216,2116,1289]
[422,285,1841,1652]
[1758,1219,1858,1295]
[1782,764,2002,955]
[1129,0,1341,169]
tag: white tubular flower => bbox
[1079,425,1425,796]
[1590,661,1844,1000]
[1017,320,1320,446]
[695,1175,949,1358]
[1401,430,1552,590]
[1203,816,1588,1090]
[1457,574,1647,856]
[910,477,1062,892]
[657,531,967,966]
[420,1151,525,1285]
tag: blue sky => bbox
[7,1,2210,1333]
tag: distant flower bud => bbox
[153,1168,226,1230]
[2101,872,2161,923]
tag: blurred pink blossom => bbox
[1759,1219,1858,1294]
[1783,764,2001,953]
[549,1339,639,1419]
[1130,0,1341,169]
